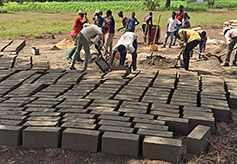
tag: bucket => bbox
[115,51,120,59]
[150,44,158,51]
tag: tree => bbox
[165,0,171,8]
[0,0,3,6]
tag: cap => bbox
[78,10,85,15]
[95,9,100,14]
[223,27,230,35]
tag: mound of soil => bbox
[55,38,74,49]
[140,55,175,69]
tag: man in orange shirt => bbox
[67,10,88,62]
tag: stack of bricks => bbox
[114,71,157,101]
[201,75,230,124]
[0,69,235,163]
[14,56,32,70]
[225,78,237,110]
[223,20,237,29]
[0,54,15,70]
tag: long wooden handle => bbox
[152,15,161,50]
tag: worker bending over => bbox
[174,29,201,70]
[110,32,138,72]
[70,25,108,72]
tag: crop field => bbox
[0,0,237,13]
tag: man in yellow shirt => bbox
[174,29,201,70]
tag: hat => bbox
[78,10,85,15]
[95,9,100,14]
[223,27,230,35]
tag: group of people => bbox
[67,9,140,72]
[66,7,237,72]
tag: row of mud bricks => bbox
[0,69,234,163]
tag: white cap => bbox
[95,9,100,14]
[223,27,230,35]
[78,10,85,15]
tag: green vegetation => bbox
[1,10,237,39]
[0,0,236,13]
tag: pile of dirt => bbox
[196,56,225,73]
[35,32,55,39]
[54,38,74,49]
[140,55,175,69]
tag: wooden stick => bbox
[151,15,161,57]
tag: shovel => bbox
[171,47,185,68]
[147,15,161,62]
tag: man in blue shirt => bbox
[128,12,140,32]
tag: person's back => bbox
[225,28,237,44]
[179,29,201,43]
[81,25,102,40]
[114,32,137,52]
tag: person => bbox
[176,5,185,22]
[182,13,191,29]
[69,25,108,71]
[222,28,237,66]
[104,10,115,57]
[197,30,207,59]
[67,10,88,62]
[128,12,139,32]
[142,12,153,44]
[162,12,181,48]
[117,11,129,36]
[93,9,105,28]
[110,32,138,72]
[174,29,201,70]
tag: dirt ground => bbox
[1,26,237,164]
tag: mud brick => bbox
[121,101,149,107]
[89,103,118,108]
[62,128,100,152]
[29,112,61,117]
[170,101,197,107]
[23,127,61,148]
[201,104,230,122]
[229,93,237,109]
[119,90,145,95]
[25,108,57,112]
[89,108,115,113]
[134,123,168,131]
[0,115,26,120]
[57,104,86,109]
[201,99,229,107]
[86,94,113,99]
[118,108,147,114]
[93,99,119,104]
[90,110,120,115]
[0,119,24,126]
[27,116,60,122]
[142,96,168,103]
[26,104,55,108]
[187,125,211,155]
[102,131,139,156]
[143,136,182,163]
[184,111,214,118]
[124,113,154,119]
[133,118,165,125]
[37,97,64,102]
[63,118,96,124]
[182,106,212,113]
[0,111,27,116]
[152,102,179,109]
[98,120,132,127]
[61,122,97,130]
[99,125,134,133]
[150,108,180,114]
[114,94,141,101]
[59,108,88,113]
[137,129,173,138]
[120,104,148,110]
[0,125,23,146]
[0,103,23,107]
[150,111,180,118]
[98,115,130,122]
[184,115,215,134]
[158,116,189,135]
[24,120,59,127]
[64,113,95,119]
[201,94,226,101]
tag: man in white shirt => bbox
[110,32,138,71]
[162,12,181,48]
[222,27,237,66]
[70,25,108,72]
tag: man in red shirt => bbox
[176,5,184,22]
[67,10,88,62]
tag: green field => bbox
[0,0,237,38]
[0,0,237,13]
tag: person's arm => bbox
[182,31,188,43]
[150,17,153,26]
[110,50,117,67]
[135,18,140,26]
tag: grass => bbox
[0,9,237,38]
